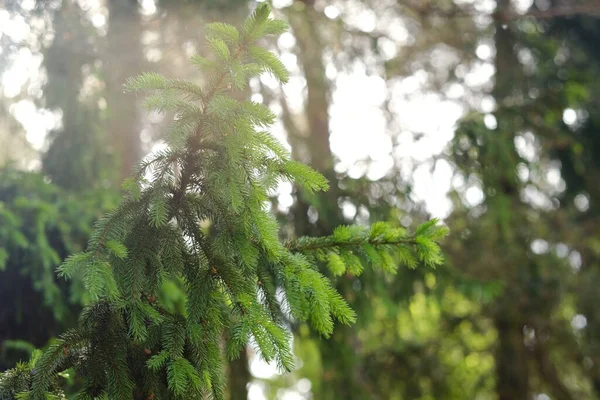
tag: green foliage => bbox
[0,169,116,371]
[287,220,447,277]
[0,350,67,400]
[0,5,446,399]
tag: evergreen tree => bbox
[0,5,447,399]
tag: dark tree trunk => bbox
[105,0,144,182]
[494,314,530,400]
[491,2,531,399]
[227,350,250,400]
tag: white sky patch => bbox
[297,378,311,393]
[342,200,357,219]
[474,0,497,13]
[1,11,30,43]
[280,52,299,74]
[464,62,495,88]
[276,181,294,213]
[514,132,538,162]
[555,243,569,258]
[531,238,549,254]
[411,160,454,219]
[476,42,493,61]
[484,113,497,130]
[377,37,398,60]
[324,5,341,20]
[9,100,57,150]
[277,32,296,50]
[330,72,390,172]
[574,193,590,212]
[514,0,535,14]
[251,93,264,103]
[76,0,108,29]
[479,95,496,113]
[465,185,484,207]
[522,184,553,210]
[272,0,293,9]
[345,7,376,32]
[572,314,588,330]
[445,82,465,99]
[517,163,530,182]
[394,70,428,94]
[388,21,411,44]
[139,0,157,16]
[280,76,306,112]
[260,72,281,90]
[248,382,269,400]
[91,13,107,28]
[78,0,104,11]
[280,390,306,400]
[392,94,463,161]
[2,47,44,98]
[569,250,582,272]
[546,166,561,186]
[249,349,279,379]
[366,155,394,181]
[140,140,168,183]
[563,108,577,125]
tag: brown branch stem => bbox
[285,236,417,253]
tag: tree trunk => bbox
[286,2,369,398]
[288,0,343,238]
[491,1,531,398]
[105,0,144,182]
[227,350,250,400]
[42,1,104,190]
[494,314,530,400]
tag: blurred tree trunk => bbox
[286,2,370,398]
[494,314,530,400]
[227,350,250,400]
[42,1,107,190]
[288,0,343,237]
[491,1,530,399]
[105,0,144,182]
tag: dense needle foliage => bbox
[0,5,447,399]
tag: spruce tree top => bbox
[0,5,447,399]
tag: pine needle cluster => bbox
[0,5,448,399]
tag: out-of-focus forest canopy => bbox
[0,0,599,399]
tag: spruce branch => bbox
[287,221,448,274]
[285,234,416,252]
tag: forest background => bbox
[1,0,600,399]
